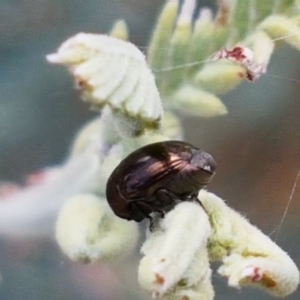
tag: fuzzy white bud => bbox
[56,194,139,262]
[138,201,211,298]
[47,33,163,127]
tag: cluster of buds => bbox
[148,0,300,115]
[138,190,299,299]
[0,0,299,299]
[45,29,299,298]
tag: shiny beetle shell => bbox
[106,140,216,223]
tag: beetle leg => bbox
[155,188,179,206]
[128,203,146,222]
[157,210,165,218]
[149,216,156,232]
[130,201,156,230]
[189,193,202,205]
[189,194,208,213]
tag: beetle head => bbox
[190,149,217,184]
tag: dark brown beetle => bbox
[106,140,216,226]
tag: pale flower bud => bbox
[259,15,300,50]
[138,202,212,298]
[109,19,129,41]
[199,190,300,297]
[244,31,274,67]
[56,194,139,262]
[47,33,163,128]
[189,8,214,64]
[194,60,247,94]
[171,83,228,117]
[147,0,179,69]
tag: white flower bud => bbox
[194,61,247,94]
[188,8,214,64]
[47,33,163,127]
[138,202,211,298]
[218,253,299,297]
[244,31,274,67]
[150,249,214,300]
[109,19,128,41]
[171,83,228,117]
[147,0,179,69]
[179,0,196,23]
[56,194,139,262]
[199,190,300,297]
[0,152,98,237]
[259,15,300,50]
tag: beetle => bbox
[106,140,216,227]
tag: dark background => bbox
[0,0,300,299]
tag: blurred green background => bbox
[0,0,300,299]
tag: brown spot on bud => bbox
[261,273,277,288]
[155,273,165,285]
